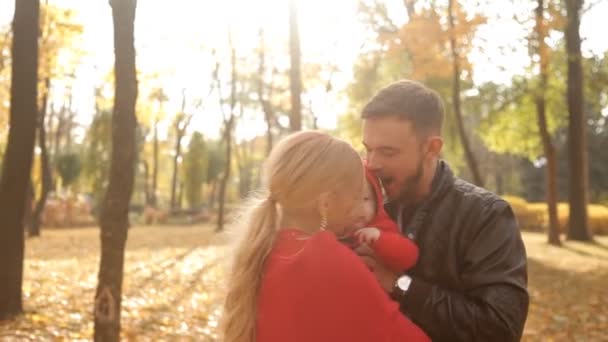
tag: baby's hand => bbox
[355,227,381,245]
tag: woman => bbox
[222,131,429,342]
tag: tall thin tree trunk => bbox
[257,28,274,155]
[151,118,159,206]
[534,0,561,246]
[288,0,302,132]
[217,33,237,233]
[53,101,65,161]
[170,95,191,211]
[0,0,40,319]
[565,0,591,241]
[64,90,74,151]
[143,160,150,205]
[177,181,184,210]
[170,137,181,211]
[93,0,138,340]
[31,77,53,237]
[208,179,217,209]
[447,0,484,187]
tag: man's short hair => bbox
[361,80,445,135]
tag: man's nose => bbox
[366,152,382,171]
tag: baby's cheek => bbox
[363,202,376,222]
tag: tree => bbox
[216,32,237,232]
[0,0,40,319]
[182,132,207,209]
[565,0,591,241]
[148,87,168,206]
[83,110,112,215]
[30,79,53,237]
[93,0,138,340]
[205,141,226,209]
[169,92,193,211]
[534,0,561,245]
[344,0,486,176]
[288,0,302,131]
[55,152,82,188]
[447,0,484,186]
[256,27,276,155]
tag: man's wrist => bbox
[384,272,400,293]
[390,274,412,301]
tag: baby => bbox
[347,163,419,273]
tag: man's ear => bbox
[426,136,443,158]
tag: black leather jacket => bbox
[385,161,529,342]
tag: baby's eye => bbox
[363,196,371,201]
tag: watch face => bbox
[397,275,412,291]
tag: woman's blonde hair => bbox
[221,130,364,342]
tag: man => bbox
[358,80,529,341]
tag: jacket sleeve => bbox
[400,200,529,342]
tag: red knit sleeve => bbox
[372,232,419,272]
[309,233,430,342]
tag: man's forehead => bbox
[362,117,415,147]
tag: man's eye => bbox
[381,150,397,157]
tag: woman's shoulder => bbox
[305,231,373,279]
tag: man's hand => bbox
[354,243,400,293]
[353,243,378,271]
[371,257,401,293]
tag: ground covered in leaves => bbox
[1,225,227,341]
[0,227,606,341]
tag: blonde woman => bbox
[222,131,429,342]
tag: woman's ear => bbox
[317,192,331,215]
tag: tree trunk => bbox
[177,181,184,210]
[534,0,561,246]
[142,160,150,205]
[65,90,74,151]
[0,0,40,319]
[403,0,416,16]
[93,0,137,341]
[170,136,181,211]
[208,179,217,209]
[217,119,233,232]
[565,0,591,241]
[52,101,64,160]
[256,28,274,156]
[151,118,159,206]
[217,34,237,233]
[537,95,561,245]
[31,77,53,237]
[447,0,484,187]
[288,0,302,132]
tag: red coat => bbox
[256,229,430,342]
[363,165,419,272]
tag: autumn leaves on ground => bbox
[0,226,606,341]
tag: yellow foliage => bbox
[504,195,608,235]
[387,3,486,81]
[37,4,84,111]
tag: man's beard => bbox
[397,156,425,206]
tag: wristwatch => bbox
[391,274,412,301]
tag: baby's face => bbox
[348,181,377,230]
